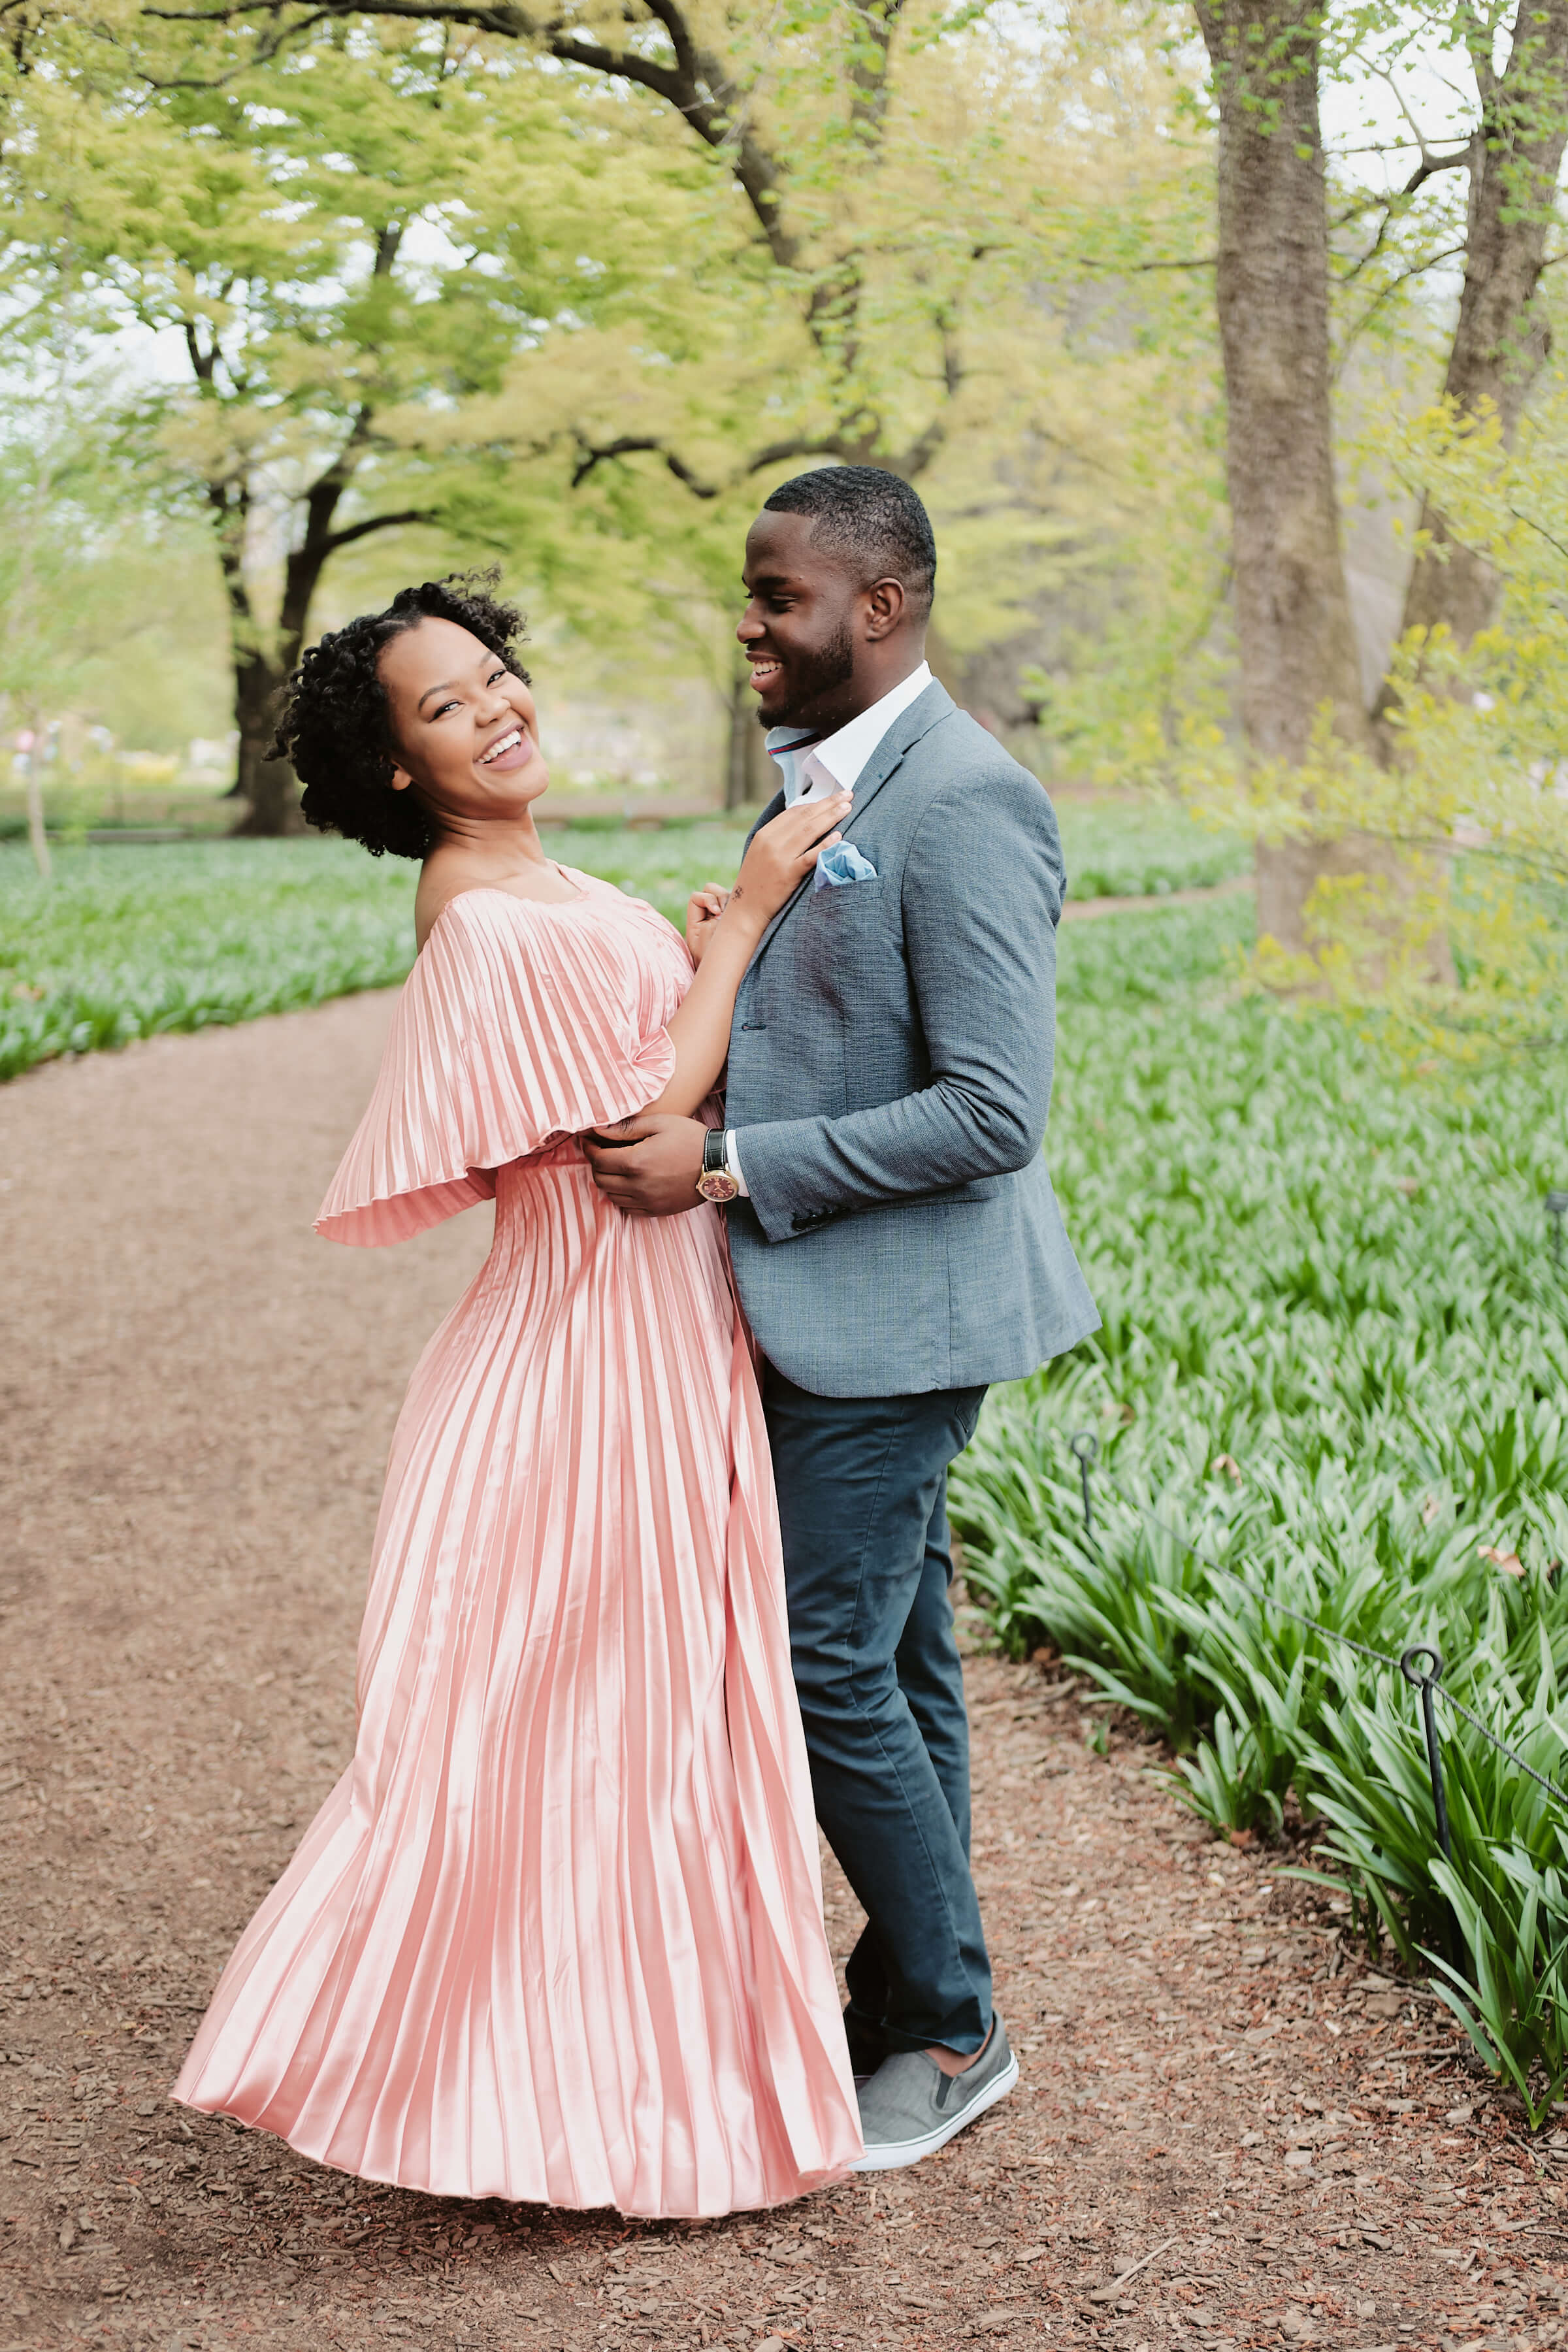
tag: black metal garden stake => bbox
[1070,1431,1099,1538]
[1399,1643,1452,1862]
[1400,1642,1460,1970]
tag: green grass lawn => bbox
[0,803,1243,1083]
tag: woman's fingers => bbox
[732,790,856,917]
[774,799,850,863]
[800,793,851,838]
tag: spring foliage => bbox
[1164,387,1568,1054]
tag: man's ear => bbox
[864,578,907,642]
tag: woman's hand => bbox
[726,792,852,933]
[611,792,851,1132]
[685,887,730,967]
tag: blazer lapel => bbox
[743,789,785,850]
[838,678,953,837]
[745,680,956,969]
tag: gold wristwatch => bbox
[696,1128,740,1203]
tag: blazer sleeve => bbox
[730,767,1062,1243]
[315,887,677,1247]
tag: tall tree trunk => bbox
[229,649,302,838]
[1195,0,1373,955]
[725,666,771,808]
[214,228,417,840]
[1374,0,1568,721]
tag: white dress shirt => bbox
[723,662,934,1196]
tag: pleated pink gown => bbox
[173,874,862,2215]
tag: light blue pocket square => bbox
[813,840,878,891]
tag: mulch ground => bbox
[2,996,1564,2352]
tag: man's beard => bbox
[755,622,856,730]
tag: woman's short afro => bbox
[272,571,530,860]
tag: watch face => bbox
[695,1170,740,1203]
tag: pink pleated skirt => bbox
[174,1152,862,2215]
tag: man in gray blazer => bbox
[586,466,1098,2170]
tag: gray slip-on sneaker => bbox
[850,2014,1017,2172]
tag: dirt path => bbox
[1,999,1561,2352]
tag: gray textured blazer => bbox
[724,678,1100,1397]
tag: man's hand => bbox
[583,1113,710,1217]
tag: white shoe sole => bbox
[849,2050,1019,2173]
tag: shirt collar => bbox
[765,661,934,803]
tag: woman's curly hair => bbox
[271,572,531,860]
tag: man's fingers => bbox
[585,1142,651,1179]
[583,1127,653,1160]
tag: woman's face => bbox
[380,617,547,834]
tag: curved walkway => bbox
[0,996,1545,2352]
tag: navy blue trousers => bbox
[760,1362,992,2057]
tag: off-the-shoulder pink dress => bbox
[173,873,862,2216]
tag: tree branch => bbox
[1071,253,1217,272]
[1336,244,1467,361]
[144,0,808,271]
[139,0,930,460]
[570,435,719,497]
[321,506,434,553]
[1402,144,1473,195]
[141,4,346,89]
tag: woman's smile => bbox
[479,724,532,772]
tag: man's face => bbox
[738,511,861,732]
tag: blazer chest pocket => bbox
[808,874,887,917]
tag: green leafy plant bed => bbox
[0,808,1244,1084]
[953,909,1568,2117]
[1056,802,1250,901]
[0,831,753,1081]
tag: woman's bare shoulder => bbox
[414,857,593,955]
[414,853,506,954]
[414,860,461,955]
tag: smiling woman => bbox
[271,572,532,865]
[172,570,862,2217]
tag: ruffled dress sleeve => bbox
[315,886,678,1247]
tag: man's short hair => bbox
[762,466,936,615]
